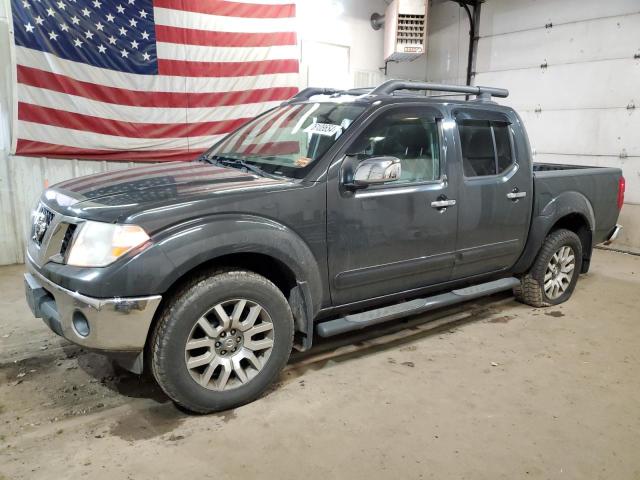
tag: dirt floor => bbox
[1,249,639,479]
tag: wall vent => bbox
[384,0,427,62]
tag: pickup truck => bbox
[24,80,624,413]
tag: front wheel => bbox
[150,270,294,413]
[515,229,582,308]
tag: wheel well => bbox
[549,213,592,272]
[163,252,297,302]
[142,253,299,371]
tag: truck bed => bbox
[534,162,612,172]
[533,162,622,244]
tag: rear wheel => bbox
[515,229,582,307]
[150,270,294,413]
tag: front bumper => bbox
[24,264,162,352]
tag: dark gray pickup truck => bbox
[24,80,624,413]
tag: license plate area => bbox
[24,273,51,318]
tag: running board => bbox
[316,277,521,338]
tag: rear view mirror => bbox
[345,156,401,189]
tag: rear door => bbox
[326,104,458,305]
[451,107,533,279]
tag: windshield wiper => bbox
[206,155,284,180]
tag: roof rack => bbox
[369,79,509,102]
[287,87,373,103]
[287,80,508,104]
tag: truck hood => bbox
[44,161,290,219]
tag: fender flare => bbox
[513,191,595,274]
[155,214,324,341]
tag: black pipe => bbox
[461,2,474,87]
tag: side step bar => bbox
[316,277,521,338]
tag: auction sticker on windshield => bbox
[304,123,343,137]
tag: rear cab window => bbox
[456,115,515,178]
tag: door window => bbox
[348,108,441,184]
[458,120,514,177]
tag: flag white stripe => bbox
[18,85,280,124]
[16,47,300,93]
[236,104,294,152]
[18,120,225,151]
[156,43,298,64]
[189,134,229,150]
[154,7,296,33]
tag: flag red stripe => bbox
[16,139,202,162]
[17,66,297,108]
[154,0,295,18]
[217,104,302,153]
[155,25,296,47]
[241,105,302,153]
[252,104,294,137]
[157,58,299,78]
[19,102,251,138]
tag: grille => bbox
[397,14,425,45]
[60,224,77,257]
[31,204,55,246]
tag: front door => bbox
[451,107,533,279]
[327,105,458,306]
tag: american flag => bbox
[10,0,299,161]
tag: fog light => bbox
[72,311,90,337]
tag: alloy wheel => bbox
[184,298,274,391]
[544,245,575,299]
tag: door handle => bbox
[507,188,527,200]
[431,196,456,212]
[431,199,457,208]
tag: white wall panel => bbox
[479,0,640,37]
[3,156,132,265]
[519,108,639,158]
[0,1,21,266]
[472,0,640,220]
[296,0,424,88]
[424,0,468,84]
[475,58,640,111]
[476,13,640,74]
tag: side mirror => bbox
[344,156,401,189]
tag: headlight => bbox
[66,221,150,267]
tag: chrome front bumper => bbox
[24,265,162,352]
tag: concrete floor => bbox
[1,249,639,479]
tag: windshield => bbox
[202,102,367,178]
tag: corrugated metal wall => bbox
[1,157,133,265]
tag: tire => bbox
[150,270,294,413]
[515,229,582,308]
